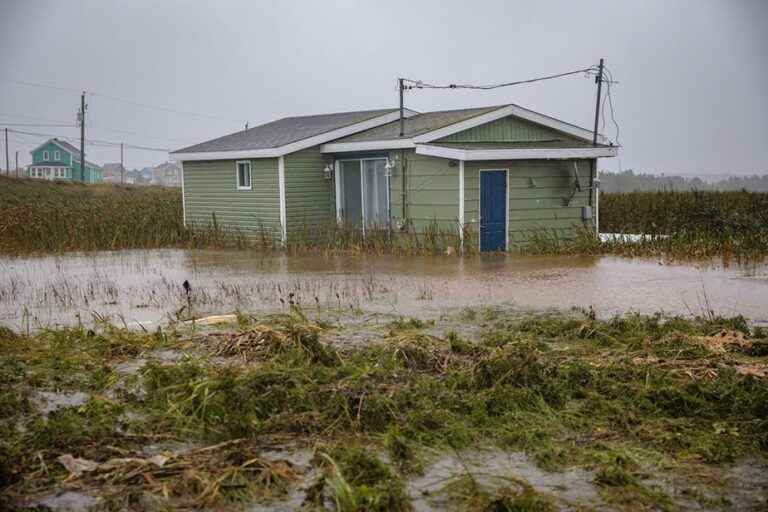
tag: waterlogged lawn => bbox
[1,307,767,511]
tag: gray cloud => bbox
[1,0,766,174]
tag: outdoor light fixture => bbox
[323,164,333,180]
[384,157,395,177]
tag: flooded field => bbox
[0,249,766,329]
[2,306,767,511]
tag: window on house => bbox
[236,161,251,190]
[43,151,49,160]
[54,150,61,161]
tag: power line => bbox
[1,122,75,127]
[4,79,245,124]
[7,128,171,153]
[401,66,597,91]
[0,112,191,145]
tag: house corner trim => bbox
[278,156,287,245]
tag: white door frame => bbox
[478,168,510,251]
[336,157,389,234]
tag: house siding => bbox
[436,115,581,144]
[464,159,594,247]
[182,158,282,240]
[32,142,72,165]
[283,147,334,239]
[390,150,460,235]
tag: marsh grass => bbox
[1,307,767,509]
[3,176,766,260]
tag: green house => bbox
[171,104,617,251]
[27,138,103,183]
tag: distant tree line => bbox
[599,169,768,193]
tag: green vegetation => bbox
[599,169,768,193]
[1,307,767,509]
[0,176,185,253]
[2,176,767,260]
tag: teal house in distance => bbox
[26,138,103,183]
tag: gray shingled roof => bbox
[334,105,506,142]
[173,108,398,154]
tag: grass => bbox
[1,306,767,509]
[2,176,767,260]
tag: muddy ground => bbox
[1,305,767,511]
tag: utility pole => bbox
[15,151,18,178]
[590,58,605,235]
[120,142,124,184]
[4,128,8,175]
[398,78,404,137]
[78,92,87,182]
[592,58,604,147]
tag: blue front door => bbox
[480,170,507,252]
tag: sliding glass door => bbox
[339,158,389,230]
[340,160,363,227]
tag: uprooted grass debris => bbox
[1,307,767,510]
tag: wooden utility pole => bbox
[120,142,124,184]
[590,58,605,235]
[592,58,604,147]
[4,128,8,175]
[15,151,18,178]
[79,92,87,182]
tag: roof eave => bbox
[171,109,418,162]
[415,144,619,161]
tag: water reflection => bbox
[0,249,765,329]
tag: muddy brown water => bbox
[0,249,766,329]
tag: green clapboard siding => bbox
[464,159,594,247]
[183,158,281,239]
[32,142,72,165]
[390,150,460,234]
[283,147,335,237]
[437,115,579,143]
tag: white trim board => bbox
[171,109,418,162]
[278,156,287,245]
[412,104,609,145]
[458,160,465,246]
[415,145,618,161]
[321,139,415,153]
[180,162,186,227]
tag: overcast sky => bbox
[1,0,766,175]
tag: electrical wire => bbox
[7,128,171,153]
[401,66,597,90]
[4,79,246,124]
[1,122,76,128]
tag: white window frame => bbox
[235,160,252,190]
[43,150,49,161]
[53,150,61,161]
[336,157,390,235]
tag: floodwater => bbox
[0,249,766,329]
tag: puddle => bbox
[31,491,97,511]
[721,459,768,510]
[32,391,89,417]
[248,448,316,512]
[408,448,603,511]
[1,250,766,329]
